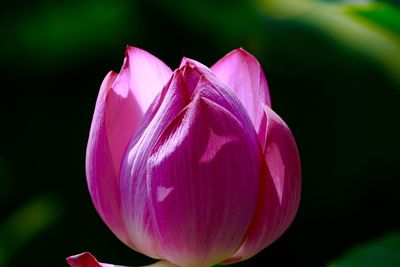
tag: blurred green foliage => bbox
[1,0,133,63]
[0,0,399,266]
[259,0,400,84]
[0,194,62,266]
[328,232,400,267]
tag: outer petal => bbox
[106,46,172,175]
[86,47,171,250]
[86,71,129,242]
[66,252,124,267]
[211,48,271,138]
[224,105,301,263]
[118,71,190,258]
[66,252,178,267]
[146,96,261,267]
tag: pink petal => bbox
[179,63,202,95]
[86,71,130,244]
[263,105,301,210]
[180,58,259,147]
[194,74,257,143]
[211,48,271,138]
[118,71,190,258]
[86,47,172,252]
[146,96,261,267]
[66,253,179,267]
[224,105,301,263]
[106,46,172,176]
[66,252,126,267]
[179,57,209,69]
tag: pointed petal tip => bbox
[105,71,118,85]
[124,45,144,56]
[108,69,118,76]
[123,46,172,72]
[179,57,190,68]
[103,69,118,85]
[226,47,256,60]
[211,46,271,132]
[179,56,210,71]
[124,45,148,57]
[236,46,248,53]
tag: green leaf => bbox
[352,2,400,35]
[328,232,400,267]
[257,0,400,84]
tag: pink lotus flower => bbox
[67,47,301,267]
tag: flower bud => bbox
[68,47,301,267]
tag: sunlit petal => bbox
[211,48,271,139]
[118,71,190,258]
[86,71,130,244]
[106,46,172,175]
[147,96,261,267]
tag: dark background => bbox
[1,0,399,266]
